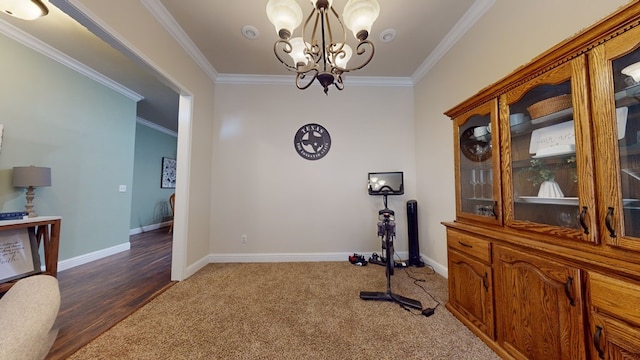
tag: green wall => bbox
[0,33,137,261]
[130,123,177,230]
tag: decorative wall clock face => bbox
[460,127,491,162]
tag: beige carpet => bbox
[68,262,499,360]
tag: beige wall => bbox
[71,0,215,279]
[211,83,415,258]
[414,0,632,272]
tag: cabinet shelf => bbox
[615,83,640,106]
[530,107,573,125]
[516,196,638,206]
[619,144,640,156]
[516,196,579,205]
[465,197,494,202]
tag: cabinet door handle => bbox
[594,325,604,359]
[605,206,616,238]
[458,241,472,248]
[564,276,575,306]
[492,201,498,220]
[482,272,489,292]
[579,206,590,235]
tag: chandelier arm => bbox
[324,9,334,48]
[296,70,319,90]
[337,40,375,73]
[334,75,345,91]
[306,10,323,69]
[329,5,347,48]
[319,8,329,72]
[273,40,301,71]
[322,5,346,71]
[307,8,319,48]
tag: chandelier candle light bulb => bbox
[267,0,380,94]
[0,0,48,20]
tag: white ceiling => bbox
[0,0,490,132]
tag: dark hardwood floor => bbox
[46,227,175,360]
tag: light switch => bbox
[119,185,127,192]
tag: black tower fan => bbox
[406,200,425,267]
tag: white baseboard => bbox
[56,242,130,272]
[129,221,172,235]
[419,254,448,278]
[208,252,351,263]
[183,255,210,280]
[206,251,447,277]
[56,222,168,271]
[55,242,447,280]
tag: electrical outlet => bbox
[118,185,127,192]
[241,235,247,244]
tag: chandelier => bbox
[266,0,380,95]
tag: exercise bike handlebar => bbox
[368,184,403,196]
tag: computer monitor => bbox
[368,172,404,195]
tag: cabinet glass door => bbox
[500,56,597,243]
[589,25,640,251]
[454,99,501,225]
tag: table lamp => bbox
[12,166,51,218]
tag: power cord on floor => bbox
[389,253,442,317]
[401,265,441,318]
[403,262,436,278]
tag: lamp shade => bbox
[342,0,380,40]
[0,0,49,20]
[12,166,51,187]
[287,37,311,67]
[266,0,303,39]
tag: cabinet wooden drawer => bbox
[447,229,491,263]
[589,272,640,327]
[591,312,640,359]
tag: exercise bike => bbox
[359,173,422,310]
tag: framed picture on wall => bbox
[0,228,41,283]
[161,157,176,189]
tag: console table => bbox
[0,216,61,293]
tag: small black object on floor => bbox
[349,253,368,266]
[422,308,435,317]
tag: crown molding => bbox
[0,18,144,102]
[140,0,492,88]
[141,0,218,82]
[44,0,491,92]
[215,74,413,87]
[411,0,495,84]
[136,117,178,137]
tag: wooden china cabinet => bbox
[443,2,640,359]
